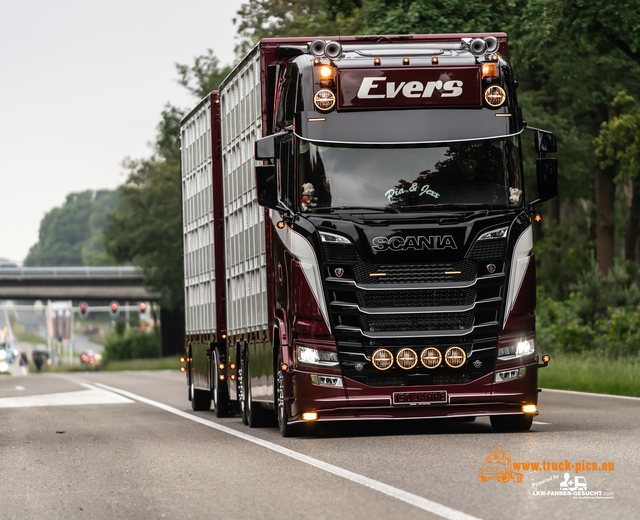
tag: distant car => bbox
[32,345,50,372]
[84,325,99,335]
[5,344,19,364]
[80,350,102,368]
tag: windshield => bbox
[297,137,524,211]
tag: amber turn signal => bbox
[302,412,318,421]
[219,363,225,370]
[281,364,288,371]
[230,363,236,370]
[542,355,550,363]
[230,374,236,380]
[219,374,225,381]
[180,357,185,363]
[277,221,285,229]
[522,404,537,413]
[180,367,186,372]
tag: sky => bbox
[0,0,245,263]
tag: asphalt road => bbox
[1,370,638,520]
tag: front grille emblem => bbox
[355,363,364,372]
[486,263,496,274]
[473,360,482,368]
[335,267,344,278]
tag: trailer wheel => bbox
[239,348,248,425]
[212,349,231,418]
[190,383,211,411]
[244,355,271,428]
[490,414,533,432]
[276,352,298,437]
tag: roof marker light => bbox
[403,57,410,65]
[432,57,439,64]
[374,58,381,66]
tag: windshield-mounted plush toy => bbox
[301,183,317,211]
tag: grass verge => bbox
[37,356,182,373]
[539,352,640,397]
[104,356,181,372]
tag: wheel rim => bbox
[212,351,218,407]
[277,369,285,427]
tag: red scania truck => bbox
[180,33,555,436]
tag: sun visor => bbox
[294,108,523,145]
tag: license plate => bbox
[393,391,448,406]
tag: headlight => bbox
[478,227,508,240]
[296,346,339,367]
[319,231,351,244]
[497,339,535,360]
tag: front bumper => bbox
[288,360,538,423]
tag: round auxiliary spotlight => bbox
[313,89,336,110]
[396,348,418,370]
[484,85,506,107]
[445,346,467,368]
[483,35,499,54]
[469,38,487,56]
[309,39,327,57]
[324,41,342,59]
[420,347,442,369]
[372,349,394,370]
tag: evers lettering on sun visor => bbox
[337,66,482,110]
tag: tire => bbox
[212,349,231,418]
[490,413,533,432]
[243,354,271,428]
[190,382,211,411]
[276,352,298,437]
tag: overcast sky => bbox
[0,0,245,263]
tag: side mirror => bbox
[534,130,557,154]
[255,165,278,209]
[255,135,276,160]
[536,158,558,202]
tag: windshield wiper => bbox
[400,203,498,210]
[311,206,401,214]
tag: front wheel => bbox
[277,352,298,437]
[490,414,533,432]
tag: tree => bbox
[24,190,120,266]
[595,91,640,263]
[104,53,231,311]
[234,0,365,54]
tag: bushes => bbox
[537,260,640,357]
[103,322,159,362]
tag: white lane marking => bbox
[542,388,640,401]
[15,386,25,391]
[92,383,482,520]
[0,383,133,408]
[532,421,549,425]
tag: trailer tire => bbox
[244,355,271,428]
[212,349,231,418]
[490,413,533,432]
[190,383,211,411]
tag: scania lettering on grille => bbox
[372,235,457,252]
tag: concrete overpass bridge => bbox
[0,266,159,301]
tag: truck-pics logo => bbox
[357,78,463,99]
[372,235,457,251]
[478,445,523,483]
